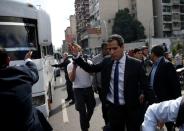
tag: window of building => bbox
[163,31,172,37]
[181,15,184,21]
[181,0,184,4]
[163,23,172,29]
[163,6,171,12]
[173,14,180,20]
[162,0,171,3]
[180,5,184,13]
[163,15,172,21]
[181,22,184,29]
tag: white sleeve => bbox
[142,97,182,131]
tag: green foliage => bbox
[176,43,183,50]
[172,43,184,56]
[112,8,146,43]
[172,48,177,56]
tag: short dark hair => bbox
[133,48,141,54]
[0,48,8,68]
[101,42,107,49]
[107,34,124,47]
[151,45,164,57]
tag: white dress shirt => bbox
[67,59,93,88]
[107,54,126,105]
[142,97,183,131]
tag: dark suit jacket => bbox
[149,57,181,102]
[0,61,52,131]
[74,55,147,107]
[52,58,71,81]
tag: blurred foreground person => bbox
[0,48,52,131]
[52,52,74,104]
[142,96,184,131]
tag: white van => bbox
[0,0,55,118]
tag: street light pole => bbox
[148,16,157,51]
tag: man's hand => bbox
[25,51,32,60]
[157,121,164,129]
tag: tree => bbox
[112,8,146,43]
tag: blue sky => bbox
[13,0,75,49]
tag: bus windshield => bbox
[0,21,40,60]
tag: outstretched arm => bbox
[142,97,182,131]
[69,43,103,73]
[24,51,39,84]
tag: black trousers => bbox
[98,87,109,125]
[66,80,74,100]
[165,122,175,131]
[73,87,96,131]
[108,102,141,131]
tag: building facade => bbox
[74,0,184,53]
[69,15,77,42]
[153,0,184,37]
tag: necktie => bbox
[114,61,119,105]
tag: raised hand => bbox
[25,50,33,60]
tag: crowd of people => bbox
[67,34,183,131]
[1,33,184,131]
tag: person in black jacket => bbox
[52,52,74,104]
[0,48,52,131]
[69,34,147,131]
[148,45,181,131]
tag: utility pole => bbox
[148,16,157,51]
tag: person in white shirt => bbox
[67,43,96,131]
[142,96,184,131]
[92,42,110,128]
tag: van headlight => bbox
[32,95,45,107]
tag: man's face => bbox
[107,40,124,60]
[150,52,156,63]
[143,48,148,56]
[134,51,143,60]
[63,54,68,59]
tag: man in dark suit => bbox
[52,52,74,104]
[0,48,52,131]
[69,34,147,131]
[148,45,181,131]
